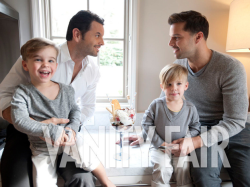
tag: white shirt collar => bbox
[59,41,89,70]
[59,41,72,63]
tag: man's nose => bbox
[100,37,104,46]
[169,38,174,47]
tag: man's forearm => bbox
[92,163,115,187]
[193,135,204,149]
[2,106,12,124]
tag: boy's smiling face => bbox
[22,46,58,86]
[161,76,189,102]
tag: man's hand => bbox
[39,117,69,144]
[116,135,144,146]
[170,136,204,157]
[2,107,12,124]
[41,117,69,125]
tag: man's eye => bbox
[95,35,100,38]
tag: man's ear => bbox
[72,28,82,42]
[22,60,29,71]
[184,81,189,91]
[195,32,204,44]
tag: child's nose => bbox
[171,85,177,90]
[42,62,49,67]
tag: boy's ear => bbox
[22,60,29,71]
[184,82,189,91]
[160,83,163,90]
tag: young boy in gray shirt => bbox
[11,38,99,187]
[142,64,200,187]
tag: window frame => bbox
[37,0,138,108]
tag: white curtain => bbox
[30,0,46,38]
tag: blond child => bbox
[10,38,99,187]
[141,64,200,187]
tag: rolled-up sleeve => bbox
[0,57,30,118]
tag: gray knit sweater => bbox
[161,50,248,147]
[142,97,201,148]
[11,82,81,150]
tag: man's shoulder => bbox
[212,50,242,68]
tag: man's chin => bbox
[89,53,98,57]
[175,54,186,59]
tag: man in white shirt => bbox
[0,10,115,187]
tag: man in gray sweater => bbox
[164,11,249,187]
[130,10,249,186]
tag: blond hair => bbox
[21,38,59,61]
[159,64,188,89]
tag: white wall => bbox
[4,0,32,46]
[137,0,250,112]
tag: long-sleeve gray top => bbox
[142,97,201,148]
[11,82,81,150]
[160,50,248,147]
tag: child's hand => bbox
[159,142,172,154]
[60,127,76,146]
[54,130,68,146]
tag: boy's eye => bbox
[177,83,182,85]
[35,59,41,61]
[168,83,172,87]
[49,60,54,63]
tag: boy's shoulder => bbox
[16,82,33,92]
[185,100,195,106]
[184,100,197,111]
[148,97,166,109]
[153,96,166,104]
[56,82,75,94]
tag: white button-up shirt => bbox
[0,42,100,122]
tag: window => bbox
[32,0,138,107]
[42,0,131,103]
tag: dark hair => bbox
[21,38,59,61]
[66,10,104,41]
[168,10,209,40]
